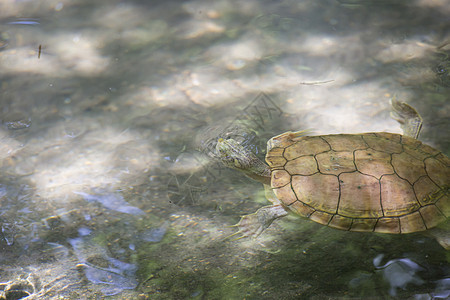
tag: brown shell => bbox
[266,132,449,233]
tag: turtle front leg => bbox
[228,205,288,240]
[390,97,423,139]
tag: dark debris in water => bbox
[2,117,31,130]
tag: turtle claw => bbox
[226,232,248,242]
[224,205,289,241]
[223,213,264,241]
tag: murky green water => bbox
[0,0,449,299]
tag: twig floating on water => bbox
[299,79,334,85]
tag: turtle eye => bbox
[233,158,241,168]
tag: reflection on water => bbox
[141,221,169,242]
[0,0,449,298]
[374,254,425,297]
[372,254,450,298]
[74,190,145,215]
[69,229,138,296]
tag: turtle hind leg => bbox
[226,205,288,240]
[426,227,450,250]
[390,97,423,139]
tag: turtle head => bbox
[216,138,271,184]
[216,138,256,171]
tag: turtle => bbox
[216,98,449,249]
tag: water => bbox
[0,0,449,299]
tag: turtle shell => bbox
[266,131,449,233]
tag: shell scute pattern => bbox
[392,152,427,184]
[284,136,330,160]
[265,147,286,169]
[362,133,403,154]
[354,149,394,179]
[291,174,339,214]
[379,174,420,216]
[285,156,318,175]
[413,176,440,206]
[315,150,355,175]
[323,134,368,151]
[339,172,382,218]
[309,210,334,226]
[374,217,400,233]
[266,131,449,233]
[351,218,378,232]
[424,157,449,189]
